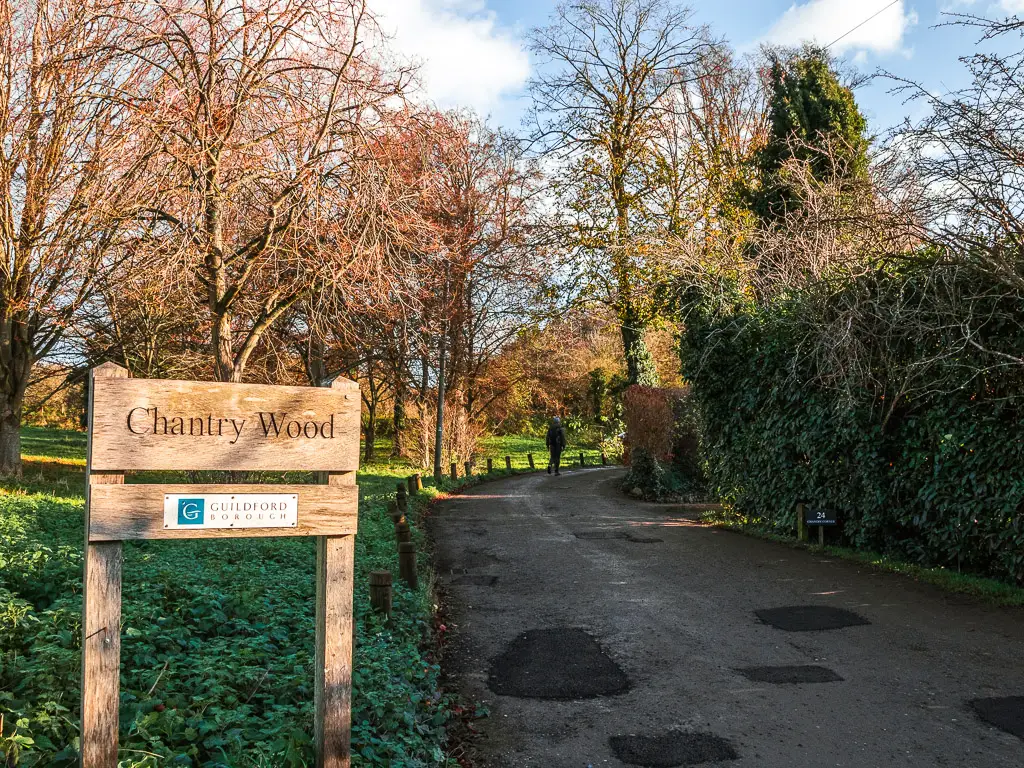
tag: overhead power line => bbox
[826,0,901,50]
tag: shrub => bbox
[681,257,1024,584]
[622,385,678,463]
[622,447,670,500]
[621,387,706,500]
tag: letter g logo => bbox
[177,499,205,525]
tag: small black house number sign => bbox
[804,507,838,526]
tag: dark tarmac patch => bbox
[625,532,663,543]
[575,530,629,540]
[970,696,1024,740]
[449,574,498,587]
[574,530,663,543]
[488,628,631,699]
[755,605,870,632]
[737,665,843,684]
[609,730,738,767]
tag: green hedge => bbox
[681,258,1024,583]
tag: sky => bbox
[368,0,1024,138]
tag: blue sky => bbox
[372,1,1021,138]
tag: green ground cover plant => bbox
[0,428,456,767]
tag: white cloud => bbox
[369,0,529,116]
[1000,0,1024,13]
[763,0,918,58]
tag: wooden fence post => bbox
[398,543,418,590]
[527,453,535,469]
[395,521,411,545]
[505,455,512,470]
[487,457,493,473]
[601,452,607,466]
[450,462,458,481]
[464,460,472,477]
[81,362,129,768]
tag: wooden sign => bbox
[804,506,839,526]
[89,377,360,471]
[80,364,358,768]
[87,484,357,541]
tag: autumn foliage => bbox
[622,385,687,464]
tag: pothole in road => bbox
[737,665,843,684]
[574,530,628,540]
[970,696,1024,740]
[755,605,870,632]
[449,574,498,587]
[488,627,631,699]
[625,533,663,543]
[574,530,663,543]
[609,730,738,767]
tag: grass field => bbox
[478,435,604,471]
[0,427,458,767]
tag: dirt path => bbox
[433,467,1024,767]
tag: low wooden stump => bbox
[579,452,585,466]
[505,455,512,470]
[464,460,473,477]
[450,463,458,481]
[369,571,393,616]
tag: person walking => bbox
[546,416,567,475]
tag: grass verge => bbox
[702,509,1024,608]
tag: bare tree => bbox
[893,12,1024,296]
[115,0,413,382]
[528,0,711,385]
[0,0,154,473]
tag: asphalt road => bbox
[433,467,1024,768]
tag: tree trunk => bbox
[213,311,236,382]
[392,389,405,458]
[433,333,446,481]
[364,402,377,463]
[0,358,31,476]
[620,319,658,387]
[0,399,23,476]
[305,334,329,386]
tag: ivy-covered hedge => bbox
[681,259,1024,583]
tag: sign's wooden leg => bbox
[82,363,129,768]
[80,540,122,768]
[315,532,355,768]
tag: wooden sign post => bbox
[80,363,361,768]
[800,503,839,547]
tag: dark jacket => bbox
[546,424,567,452]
